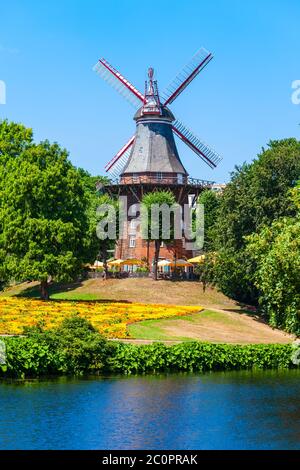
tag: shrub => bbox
[0,324,297,378]
[107,341,295,374]
[2,336,56,378]
[1,316,113,377]
[136,267,149,273]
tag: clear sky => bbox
[0,0,299,182]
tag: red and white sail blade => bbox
[105,136,135,178]
[162,48,213,106]
[93,58,145,108]
[172,119,221,169]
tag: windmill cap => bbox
[134,105,175,121]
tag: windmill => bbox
[93,48,221,261]
[93,47,221,180]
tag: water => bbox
[0,370,300,450]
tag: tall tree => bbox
[141,190,177,280]
[198,189,220,251]
[212,138,300,303]
[78,168,116,279]
[88,190,118,280]
[0,136,96,299]
[0,121,34,288]
[216,139,300,250]
[246,184,300,334]
[0,119,33,161]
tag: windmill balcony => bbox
[106,174,214,189]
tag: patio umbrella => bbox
[93,260,104,267]
[121,259,145,266]
[169,259,193,267]
[187,255,206,264]
[157,260,171,267]
[108,259,124,266]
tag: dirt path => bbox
[127,308,295,344]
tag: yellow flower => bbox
[0,297,202,338]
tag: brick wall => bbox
[115,235,193,262]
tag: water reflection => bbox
[0,370,300,449]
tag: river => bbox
[0,370,300,449]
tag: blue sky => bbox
[0,0,299,182]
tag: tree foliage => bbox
[215,139,300,251]
[211,139,300,304]
[0,119,33,161]
[88,188,118,279]
[1,316,111,377]
[141,190,176,280]
[0,121,98,298]
[198,189,220,251]
[246,185,300,334]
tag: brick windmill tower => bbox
[93,48,221,263]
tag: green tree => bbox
[0,119,33,161]
[89,190,118,280]
[198,189,220,251]
[78,169,117,279]
[0,137,95,299]
[141,190,177,280]
[0,121,35,288]
[246,184,300,334]
[212,138,300,303]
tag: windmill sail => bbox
[95,48,222,177]
[93,59,145,108]
[172,119,222,169]
[162,48,213,106]
[105,136,135,178]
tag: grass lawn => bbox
[0,278,295,344]
[128,309,294,344]
[0,278,242,310]
[50,292,101,301]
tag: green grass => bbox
[197,309,242,324]
[1,282,105,301]
[128,317,193,341]
[128,311,201,341]
[128,309,249,342]
[50,292,102,301]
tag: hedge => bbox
[0,327,297,378]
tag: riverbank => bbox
[1,340,297,377]
[0,317,298,378]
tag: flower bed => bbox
[0,297,202,338]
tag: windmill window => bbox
[129,219,136,234]
[129,236,136,248]
[177,173,183,184]
[157,172,163,180]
